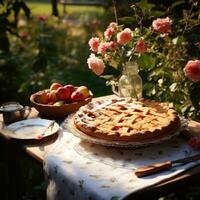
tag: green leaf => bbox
[137,54,156,70]
[144,83,155,96]
[171,1,185,10]
[139,0,155,13]
[150,10,165,18]
[118,17,135,24]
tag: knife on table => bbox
[135,154,200,177]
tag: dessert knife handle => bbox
[135,161,172,177]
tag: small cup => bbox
[0,102,30,123]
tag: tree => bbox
[51,0,59,16]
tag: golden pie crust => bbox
[73,98,180,141]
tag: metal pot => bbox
[0,102,30,123]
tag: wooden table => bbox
[1,96,200,200]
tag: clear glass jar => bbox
[118,62,143,98]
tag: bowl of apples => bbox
[30,83,93,119]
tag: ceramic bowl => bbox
[30,91,93,119]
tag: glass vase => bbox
[112,62,143,98]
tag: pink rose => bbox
[109,22,118,30]
[37,15,48,21]
[108,22,117,30]
[107,41,118,51]
[152,17,172,33]
[135,39,147,53]
[104,27,115,39]
[88,37,100,52]
[87,54,105,75]
[184,60,200,82]
[98,42,109,54]
[117,28,133,45]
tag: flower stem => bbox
[182,3,194,35]
[112,0,118,24]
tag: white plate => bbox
[4,118,59,140]
[62,115,188,149]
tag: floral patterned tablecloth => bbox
[44,127,200,200]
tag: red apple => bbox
[50,82,62,91]
[48,90,57,102]
[34,91,49,104]
[71,90,85,102]
[77,86,90,98]
[56,87,70,101]
[64,84,76,95]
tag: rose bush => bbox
[87,0,200,120]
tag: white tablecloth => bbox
[43,128,200,200]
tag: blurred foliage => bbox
[0,0,111,105]
[0,0,30,102]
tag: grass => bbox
[27,2,104,16]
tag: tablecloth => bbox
[43,127,200,200]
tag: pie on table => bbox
[73,98,181,141]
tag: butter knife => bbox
[135,154,200,177]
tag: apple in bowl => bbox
[30,83,93,119]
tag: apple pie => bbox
[73,98,180,141]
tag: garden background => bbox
[0,0,200,199]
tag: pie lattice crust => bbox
[73,98,180,141]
